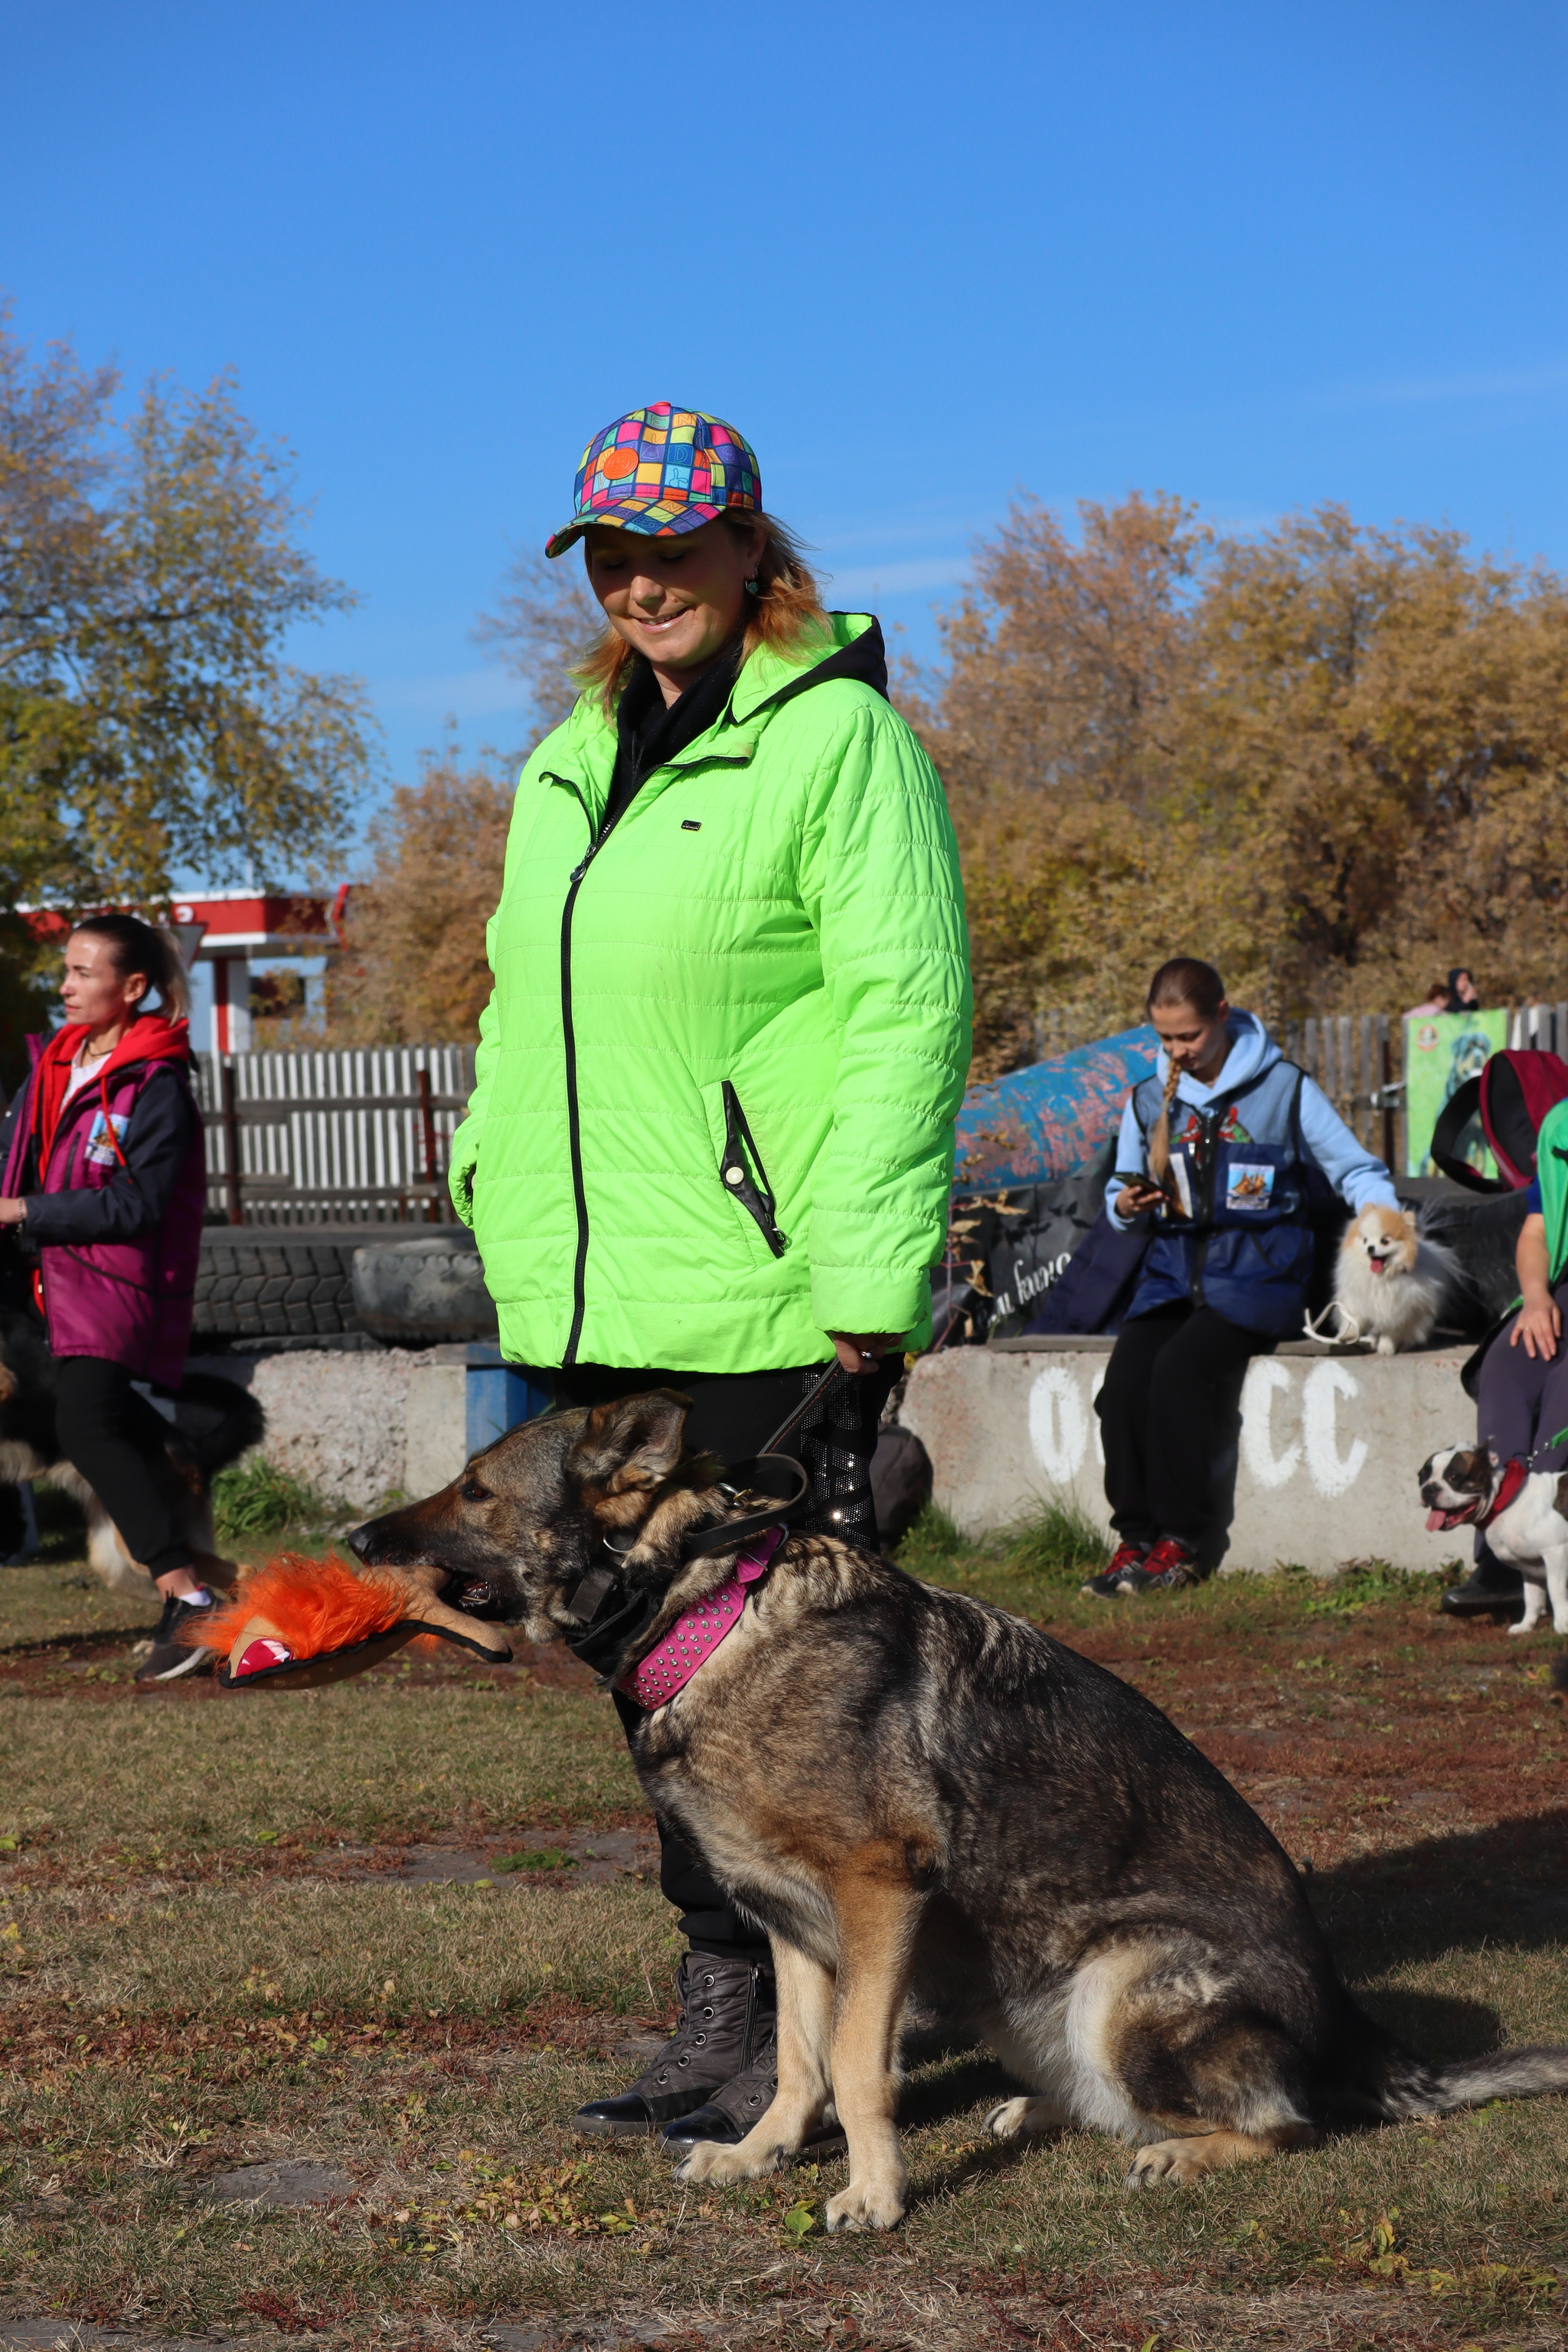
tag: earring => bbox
[744,575,761,596]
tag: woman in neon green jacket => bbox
[451,403,971,2151]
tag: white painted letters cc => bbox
[1240,1360,1302,1489]
[1302,1358,1367,1497]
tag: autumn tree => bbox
[322,752,514,1044]
[906,493,1209,1073]
[0,303,374,1072]
[910,495,1568,1078]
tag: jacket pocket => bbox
[714,1081,789,1259]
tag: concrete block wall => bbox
[201,1345,549,1512]
[899,1338,1478,1574]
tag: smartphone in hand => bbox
[1113,1171,1170,1214]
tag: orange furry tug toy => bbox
[183,1553,514,1690]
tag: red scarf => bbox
[32,1015,194,1174]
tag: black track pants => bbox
[53,1356,194,1583]
[1096,1304,1269,1550]
[543,1357,898,1963]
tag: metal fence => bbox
[195,1045,478,1225]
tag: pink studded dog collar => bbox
[618,1525,785,1710]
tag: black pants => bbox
[53,1357,193,1583]
[1096,1305,1269,1550]
[540,1357,897,1962]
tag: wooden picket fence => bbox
[195,1045,478,1226]
[200,1000,1568,1222]
[1279,1002,1568,1174]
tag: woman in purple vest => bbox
[0,915,214,1681]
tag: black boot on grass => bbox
[574,1954,774,2139]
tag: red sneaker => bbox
[1116,1537,1199,1595]
[1082,1540,1148,1599]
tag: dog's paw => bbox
[1507,1618,1537,1638]
[986,2096,1064,2142]
[670,2139,779,2187]
[1375,1336,1396,1357]
[825,2175,906,2232]
[1127,2137,1211,2188]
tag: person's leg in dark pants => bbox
[54,1357,194,1579]
[53,1357,217,1681]
[1096,1306,1264,1596]
[1142,1308,1268,1548]
[555,1357,894,2139]
[1096,1306,1191,1548]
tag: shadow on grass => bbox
[1314,1806,1568,1974]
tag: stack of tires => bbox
[192,1227,499,1350]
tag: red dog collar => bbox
[1426,1455,1529,1534]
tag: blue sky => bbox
[5,1,1566,833]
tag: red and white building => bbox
[26,889,348,1057]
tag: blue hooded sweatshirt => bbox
[1106,1011,1399,1335]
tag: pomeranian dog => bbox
[1330,1204,1455,1354]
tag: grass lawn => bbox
[0,1486,1565,2350]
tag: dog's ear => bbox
[567,1389,692,1503]
[1450,1447,1491,1491]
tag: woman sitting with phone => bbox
[1086,957,1400,1598]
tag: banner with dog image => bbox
[1404,1008,1508,1179]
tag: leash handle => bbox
[759,1358,844,1458]
[681,1452,811,1556]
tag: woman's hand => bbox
[1115,1179,1165,1217]
[1511,1214,1557,1358]
[829,1331,900,1375]
[0,1198,26,1227]
[1511,1290,1561,1361]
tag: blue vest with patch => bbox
[1127,1058,1312,1336]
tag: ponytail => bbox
[69,913,190,1022]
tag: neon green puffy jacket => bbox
[449,613,972,1374]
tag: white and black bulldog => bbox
[1419,1446,1568,1635]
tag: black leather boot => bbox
[574,1954,774,2138]
[1440,1547,1524,1619]
[658,2016,847,2153]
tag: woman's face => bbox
[1453,970,1478,1007]
[583,517,764,682]
[1152,997,1231,1083]
[61,933,145,1031]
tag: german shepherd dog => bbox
[350,1391,1568,2231]
[0,1281,263,1595]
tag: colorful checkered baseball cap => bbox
[544,402,761,558]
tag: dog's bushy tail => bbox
[172,1372,266,1478]
[1334,2002,1568,2118]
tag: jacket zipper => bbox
[719,1081,788,1257]
[554,779,599,1368]
[550,743,758,1365]
[1187,1106,1220,1307]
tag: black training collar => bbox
[560,1453,810,1682]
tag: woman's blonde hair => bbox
[573,512,829,714]
[1145,958,1227,1191]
